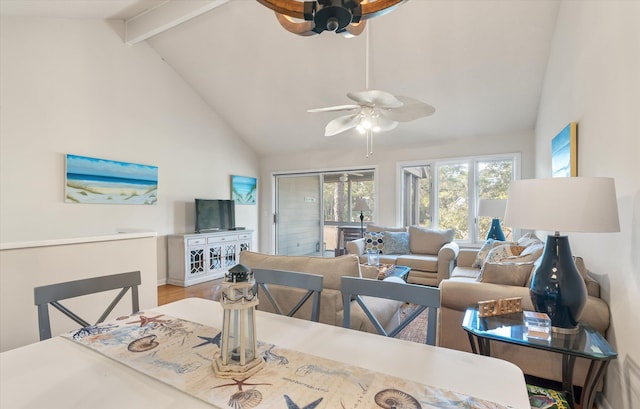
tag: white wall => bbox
[0,18,260,283]
[259,130,536,252]
[0,234,157,352]
[535,2,640,408]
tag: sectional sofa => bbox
[438,234,610,387]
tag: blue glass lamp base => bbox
[530,235,587,333]
[486,218,506,241]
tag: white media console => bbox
[167,230,253,287]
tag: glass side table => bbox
[462,307,616,409]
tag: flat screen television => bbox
[195,199,235,233]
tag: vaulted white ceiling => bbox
[1,0,560,157]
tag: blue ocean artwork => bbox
[65,154,158,205]
[231,175,257,205]
[551,124,574,178]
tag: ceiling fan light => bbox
[356,125,366,134]
[372,125,381,132]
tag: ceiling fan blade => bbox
[347,90,403,108]
[307,104,360,113]
[381,96,436,122]
[325,114,360,136]
[376,116,399,132]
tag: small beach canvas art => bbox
[65,154,158,205]
[551,123,577,177]
[231,175,257,205]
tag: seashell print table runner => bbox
[62,310,513,409]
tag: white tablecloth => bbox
[0,297,530,408]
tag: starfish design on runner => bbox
[284,395,323,409]
[212,376,272,391]
[126,314,167,327]
[193,333,221,348]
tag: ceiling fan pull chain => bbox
[366,131,374,157]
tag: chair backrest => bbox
[341,276,441,345]
[34,271,141,340]
[252,268,323,322]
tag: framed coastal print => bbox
[65,154,158,205]
[231,175,257,205]
[551,122,578,177]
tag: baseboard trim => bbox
[157,278,167,286]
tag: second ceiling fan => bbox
[307,22,435,156]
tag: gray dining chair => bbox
[34,271,141,340]
[252,268,323,322]
[341,276,441,345]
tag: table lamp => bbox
[353,198,370,238]
[478,199,507,241]
[504,177,619,332]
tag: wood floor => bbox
[157,279,223,306]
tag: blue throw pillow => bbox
[382,231,409,254]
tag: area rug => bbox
[396,303,430,343]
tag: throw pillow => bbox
[382,231,410,254]
[408,226,455,255]
[364,231,384,254]
[472,239,513,269]
[484,244,528,264]
[517,232,543,248]
[481,233,541,265]
[480,262,534,286]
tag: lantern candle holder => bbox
[212,264,265,378]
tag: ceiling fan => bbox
[257,0,408,36]
[307,23,435,157]
[308,90,435,137]
[338,172,363,182]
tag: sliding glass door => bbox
[274,170,375,257]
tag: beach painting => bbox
[65,154,158,205]
[551,122,578,177]
[231,175,257,205]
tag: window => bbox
[400,154,518,244]
[323,171,375,224]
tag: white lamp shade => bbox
[478,199,507,218]
[353,198,370,212]
[504,177,620,233]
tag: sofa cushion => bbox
[239,251,360,291]
[396,254,438,272]
[382,231,410,254]
[378,254,400,265]
[364,231,385,254]
[450,266,482,280]
[366,224,407,232]
[480,262,534,286]
[408,226,455,255]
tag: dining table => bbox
[0,297,530,408]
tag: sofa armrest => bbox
[436,241,459,283]
[440,279,534,311]
[346,238,365,256]
[457,248,479,268]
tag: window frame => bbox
[396,153,521,246]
